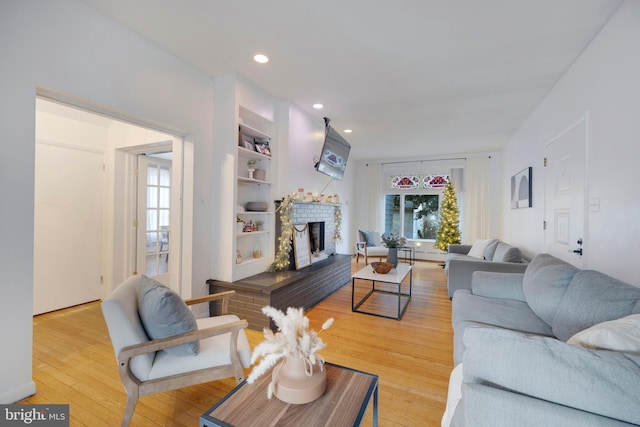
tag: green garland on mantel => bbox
[266,194,343,272]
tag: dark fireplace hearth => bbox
[208,254,352,330]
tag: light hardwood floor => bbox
[22,259,453,426]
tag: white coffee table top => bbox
[352,264,412,284]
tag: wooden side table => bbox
[200,362,378,427]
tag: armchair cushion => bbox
[355,231,388,264]
[149,314,251,379]
[358,230,377,246]
[362,246,389,256]
[137,275,199,356]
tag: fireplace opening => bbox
[308,221,325,254]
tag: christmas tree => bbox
[434,180,461,251]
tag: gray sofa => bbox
[445,240,527,298]
[449,253,640,426]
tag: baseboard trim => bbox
[0,381,36,404]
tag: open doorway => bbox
[34,97,193,314]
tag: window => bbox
[384,174,449,240]
[384,194,440,240]
[140,158,171,276]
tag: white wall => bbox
[502,0,640,285]
[285,104,355,254]
[0,0,215,402]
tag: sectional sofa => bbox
[445,239,527,298]
[446,253,640,426]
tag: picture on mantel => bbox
[293,224,312,269]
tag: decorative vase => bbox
[253,241,262,258]
[253,168,266,181]
[271,356,326,404]
[387,247,398,268]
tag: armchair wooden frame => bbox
[116,290,248,427]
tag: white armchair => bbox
[101,275,251,427]
[355,230,389,264]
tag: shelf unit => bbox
[233,107,275,281]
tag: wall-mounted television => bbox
[315,124,351,180]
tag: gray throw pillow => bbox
[492,243,522,263]
[552,270,640,341]
[137,275,199,356]
[523,255,578,326]
[483,239,500,261]
[359,230,377,246]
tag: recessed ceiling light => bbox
[313,103,324,109]
[253,54,269,64]
[344,129,353,133]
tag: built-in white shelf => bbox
[232,105,276,281]
[237,176,270,185]
[236,230,269,237]
[237,146,271,161]
[236,211,273,215]
[234,257,264,267]
[239,123,270,140]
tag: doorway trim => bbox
[36,88,194,299]
[113,139,193,298]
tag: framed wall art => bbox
[511,167,532,209]
[239,134,255,151]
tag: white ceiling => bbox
[78,0,622,160]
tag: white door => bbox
[33,142,104,314]
[136,155,172,286]
[543,116,587,267]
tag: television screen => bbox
[316,125,351,180]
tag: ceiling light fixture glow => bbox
[253,54,269,64]
[313,103,324,109]
[344,129,353,133]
